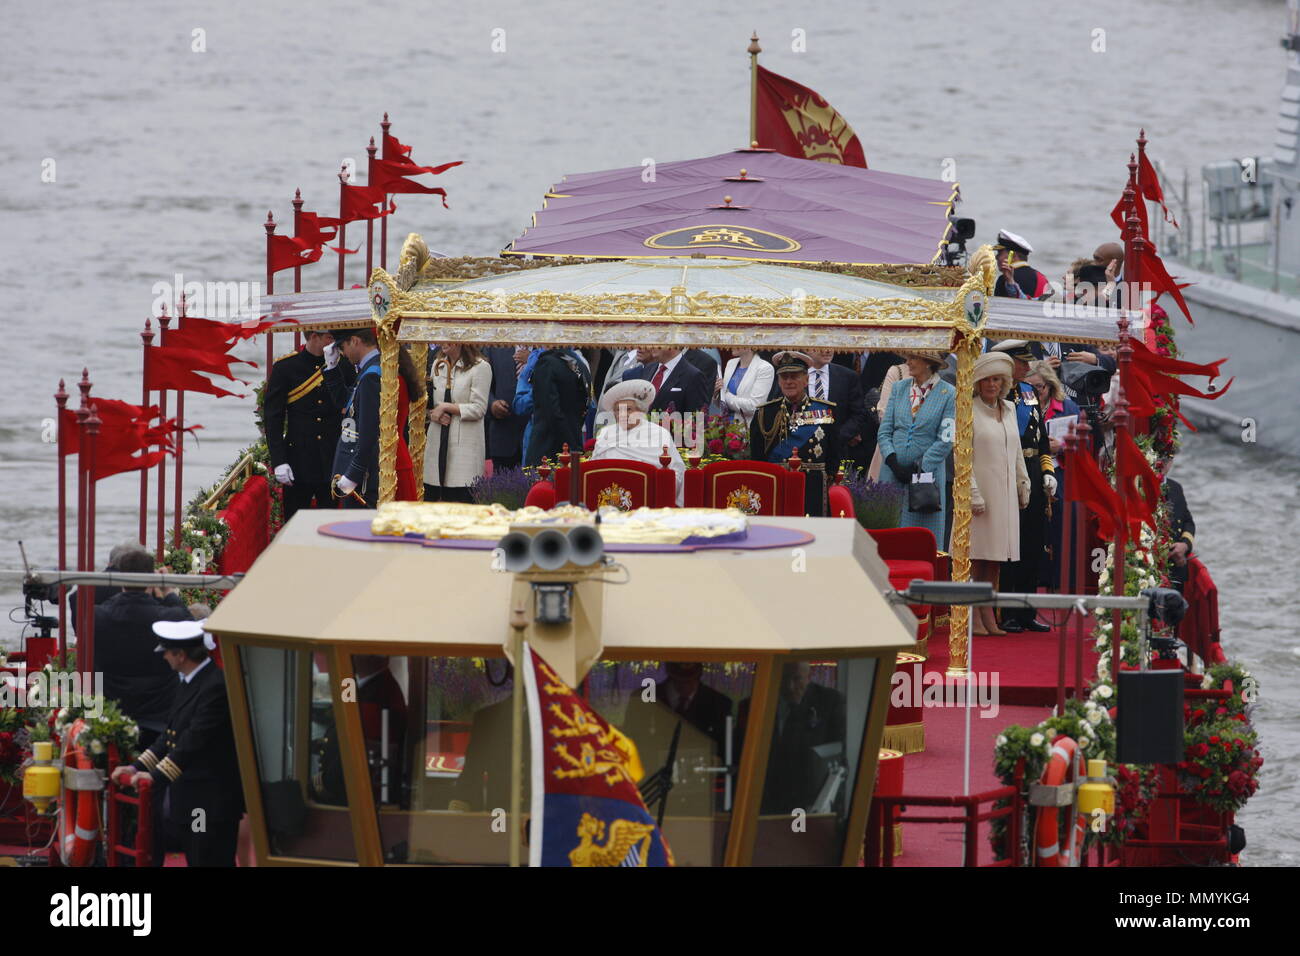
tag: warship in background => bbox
[1152,0,1300,458]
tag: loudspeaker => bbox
[567,525,605,567]
[1116,670,1185,764]
[531,529,571,571]
[498,532,534,573]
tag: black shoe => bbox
[1001,620,1026,633]
[1025,619,1052,632]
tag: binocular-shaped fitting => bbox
[497,524,605,574]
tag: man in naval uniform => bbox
[325,327,382,508]
[1163,472,1196,592]
[748,351,839,517]
[112,620,244,867]
[989,340,1057,632]
[993,230,1052,299]
[263,328,355,522]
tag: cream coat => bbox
[423,357,491,488]
[969,397,1031,561]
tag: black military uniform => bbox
[1164,476,1196,591]
[132,623,244,867]
[264,345,353,521]
[991,341,1056,631]
[749,351,840,517]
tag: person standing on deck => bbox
[325,327,382,508]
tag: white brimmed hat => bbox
[599,378,656,414]
[996,230,1033,256]
[153,618,216,652]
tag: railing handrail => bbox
[200,452,257,512]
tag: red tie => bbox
[651,364,668,390]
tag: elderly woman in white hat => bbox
[968,351,1031,635]
[591,379,686,505]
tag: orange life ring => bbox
[58,718,100,867]
[1034,735,1087,867]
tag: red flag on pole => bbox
[1139,151,1178,227]
[755,65,867,167]
[1114,430,1161,537]
[1068,446,1124,541]
[337,184,393,224]
[269,234,325,274]
[145,345,252,397]
[1139,245,1194,324]
[58,401,186,480]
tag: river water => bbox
[1,0,1295,864]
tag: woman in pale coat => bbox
[969,352,1030,635]
[876,351,955,547]
[716,349,775,425]
[424,343,491,502]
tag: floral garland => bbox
[52,699,141,770]
[162,382,282,606]
[989,316,1260,857]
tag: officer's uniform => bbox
[991,341,1055,630]
[993,229,1052,299]
[132,621,244,867]
[1164,476,1196,591]
[749,351,840,517]
[325,340,381,508]
[263,346,354,521]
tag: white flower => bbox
[1201,674,1213,690]
[1030,733,1045,747]
[89,739,104,755]
[1080,736,1092,751]
[996,735,1007,747]
[1096,684,1113,699]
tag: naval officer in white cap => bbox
[111,619,244,866]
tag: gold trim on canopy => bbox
[368,234,1002,671]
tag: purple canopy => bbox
[504,148,959,266]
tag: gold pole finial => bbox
[748,32,761,147]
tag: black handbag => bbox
[908,477,942,514]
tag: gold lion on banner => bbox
[569,813,655,867]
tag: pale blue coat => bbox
[876,377,956,546]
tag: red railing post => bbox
[380,112,391,270]
[173,293,187,550]
[366,136,377,280]
[155,307,171,562]
[82,402,100,679]
[139,318,154,547]
[292,188,304,349]
[55,378,69,656]
[264,211,276,380]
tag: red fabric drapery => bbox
[217,474,271,574]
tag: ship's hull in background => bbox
[1168,263,1300,458]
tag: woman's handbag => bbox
[907,475,942,514]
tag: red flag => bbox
[370,159,452,206]
[1139,151,1177,227]
[755,65,867,167]
[145,345,251,397]
[58,401,182,480]
[296,210,338,245]
[269,234,324,274]
[337,184,393,224]
[373,154,462,179]
[1139,245,1193,324]
[1110,189,1149,240]
[1069,446,1124,541]
[167,316,284,351]
[1115,430,1161,536]
[1128,338,1228,381]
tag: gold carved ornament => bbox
[945,245,998,675]
[407,342,430,483]
[373,267,403,507]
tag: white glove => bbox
[337,476,357,495]
[1043,473,1058,496]
[274,463,294,486]
[323,342,341,370]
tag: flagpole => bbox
[292,189,304,350]
[74,373,90,668]
[748,32,761,146]
[155,309,171,564]
[337,165,348,291]
[82,402,100,679]
[509,606,527,868]
[380,113,391,270]
[54,378,68,657]
[173,292,187,551]
[139,318,153,547]
[264,212,276,381]
[366,137,377,281]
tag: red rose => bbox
[727,437,743,451]
[1215,707,1227,716]
[1209,735,1220,744]
[708,439,723,453]
[1193,709,1206,720]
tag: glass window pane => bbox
[240,645,356,862]
[587,660,755,868]
[358,654,527,865]
[751,657,876,866]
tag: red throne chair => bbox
[551,456,677,511]
[867,527,938,657]
[683,459,806,516]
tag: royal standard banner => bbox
[755,65,868,168]
[522,644,673,867]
